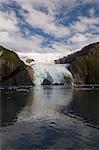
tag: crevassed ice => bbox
[32,64,73,85]
[18,53,73,85]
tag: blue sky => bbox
[0,0,99,53]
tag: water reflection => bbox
[0,86,73,126]
[0,87,99,150]
[17,86,73,122]
[0,88,33,127]
[60,89,99,127]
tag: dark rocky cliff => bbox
[0,46,33,86]
[55,42,99,84]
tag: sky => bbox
[0,0,99,53]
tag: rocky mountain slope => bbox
[55,42,99,84]
[0,46,33,86]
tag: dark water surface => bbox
[0,86,99,150]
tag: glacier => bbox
[33,64,73,85]
[18,53,73,86]
[18,52,67,64]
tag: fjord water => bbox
[0,86,99,149]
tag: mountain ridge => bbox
[55,42,99,84]
[0,46,33,86]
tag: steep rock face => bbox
[55,42,99,84]
[41,79,52,85]
[0,46,33,86]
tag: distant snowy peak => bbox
[17,53,67,65]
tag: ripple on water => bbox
[0,87,99,149]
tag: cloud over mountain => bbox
[0,0,99,53]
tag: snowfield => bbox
[18,53,67,65]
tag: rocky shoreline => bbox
[74,84,99,89]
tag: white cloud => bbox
[0,11,18,32]
[0,31,10,42]
[69,33,87,43]
[0,0,99,53]
[88,8,96,17]
[67,32,99,51]
[26,9,71,37]
[15,0,72,38]
[70,16,99,34]
[0,30,45,52]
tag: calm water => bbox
[0,86,99,150]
